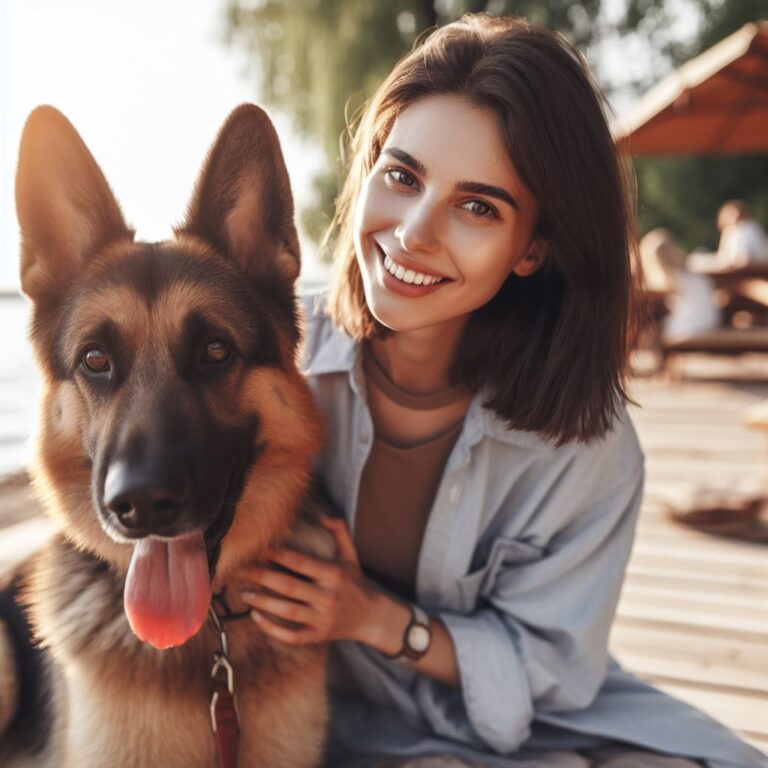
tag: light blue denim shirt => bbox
[299,290,766,768]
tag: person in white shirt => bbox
[639,228,721,342]
[711,200,768,270]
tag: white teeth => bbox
[382,253,443,286]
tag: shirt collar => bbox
[303,320,357,377]
[304,317,555,452]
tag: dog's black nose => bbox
[104,462,189,534]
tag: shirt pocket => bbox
[453,537,545,613]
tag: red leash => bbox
[209,602,241,768]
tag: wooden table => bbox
[687,262,768,317]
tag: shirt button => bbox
[449,484,461,504]
[360,431,369,444]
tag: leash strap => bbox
[209,603,241,768]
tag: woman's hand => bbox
[239,517,383,647]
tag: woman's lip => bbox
[374,242,449,281]
[374,243,451,297]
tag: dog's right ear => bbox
[15,106,133,301]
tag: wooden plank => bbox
[633,519,768,548]
[0,517,52,572]
[611,647,768,694]
[629,393,762,411]
[610,624,768,681]
[632,531,768,563]
[643,461,766,481]
[619,582,768,620]
[631,421,760,436]
[745,734,768,753]
[628,546,768,579]
[635,681,768,736]
[624,568,768,598]
[614,605,768,642]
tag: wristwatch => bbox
[382,603,432,662]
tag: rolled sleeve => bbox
[414,464,645,754]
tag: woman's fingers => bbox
[243,565,324,604]
[250,610,319,646]
[242,590,316,625]
[266,547,345,589]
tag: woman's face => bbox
[353,94,545,334]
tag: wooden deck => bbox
[1,356,767,753]
[612,369,768,753]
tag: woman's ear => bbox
[512,237,548,277]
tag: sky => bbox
[0,0,328,291]
[1,0,703,292]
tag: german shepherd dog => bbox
[0,104,334,767]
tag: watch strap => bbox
[381,602,432,662]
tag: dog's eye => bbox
[82,347,110,373]
[203,339,230,364]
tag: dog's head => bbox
[15,105,323,649]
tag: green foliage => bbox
[635,155,768,252]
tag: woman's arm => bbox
[361,591,460,689]
[413,465,645,753]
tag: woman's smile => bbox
[373,240,452,298]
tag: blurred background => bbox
[2,0,767,474]
[1,0,767,750]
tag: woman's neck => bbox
[368,315,468,394]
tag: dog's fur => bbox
[0,104,334,767]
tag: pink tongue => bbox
[124,532,212,649]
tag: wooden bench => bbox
[659,327,768,377]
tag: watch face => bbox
[408,624,431,653]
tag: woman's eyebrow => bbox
[381,147,426,175]
[381,147,519,211]
[456,180,519,211]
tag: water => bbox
[0,295,40,479]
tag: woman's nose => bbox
[394,199,440,254]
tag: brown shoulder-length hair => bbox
[325,13,640,446]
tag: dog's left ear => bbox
[178,104,300,283]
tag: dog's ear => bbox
[177,104,300,283]
[15,106,133,301]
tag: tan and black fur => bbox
[0,104,334,767]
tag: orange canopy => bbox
[614,21,768,155]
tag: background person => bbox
[716,200,768,270]
[689,200,768,273]
[639,228,721,343]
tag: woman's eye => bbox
[461,200,497,219]
[385,168,417,188]
[82,347,110,373]
[203,339,231,364]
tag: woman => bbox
[239,14,766,768]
